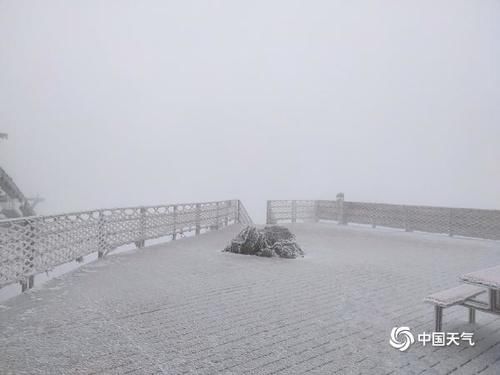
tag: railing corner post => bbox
[336,193,345,225]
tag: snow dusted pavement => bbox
[1,223,500,374]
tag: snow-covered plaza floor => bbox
[1,223,500,374]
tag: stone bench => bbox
[424,285,486,331]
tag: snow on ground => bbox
[1,223,500,374]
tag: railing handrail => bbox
[0,199,242,224]
[315,199,500,213]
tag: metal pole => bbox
[489,289,497,311]
[468,307,476,324]
[435,305,443,332]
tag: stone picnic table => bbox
[461,265,500,313]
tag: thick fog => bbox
[1,0,499,223]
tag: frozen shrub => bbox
[224,225,304,259]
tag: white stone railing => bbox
[267,196,500,240]
[0,199,253,290]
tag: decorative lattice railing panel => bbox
[266,200,316,224]
[344,202,407,229]
[267,199,500,241]
[317,200,339,221]
[0,199,252,289]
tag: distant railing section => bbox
[267,196,500,241]
[0,199,252,290]
[237,200,253,227]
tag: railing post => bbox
[449,208,454,237]
[135,207,146,248]
[215,202,220,230]
[266,201,272,224]
[97,212,106,258]
[336,193,345,225]
[291,200,297,223]
[404,206,412,232]
[236,200,241,224]
[21,220,35,292]
[28,222,35,289]
[172,205,177,240]
[224,200,230,227]
[195,203,201,235]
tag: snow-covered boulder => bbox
[224,226,304,259]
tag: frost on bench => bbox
[424,285,485,307]
[224,226,304,259]
[460,266,500,290]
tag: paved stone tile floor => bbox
[1,223,500,374]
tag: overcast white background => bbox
[1,0,499,222]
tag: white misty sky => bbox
[1,0,499,223]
